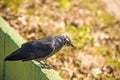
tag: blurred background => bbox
[0,0,120,80]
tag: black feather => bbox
[4,34,75,61]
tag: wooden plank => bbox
[0,17,63,80]
[0,28,5,80]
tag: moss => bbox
[59,0,71,10]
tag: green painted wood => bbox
[0,17,63,80]
[0,27,5,80]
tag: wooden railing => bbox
[0,17,63,80]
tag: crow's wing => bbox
[22,40,54,61]
[5,36,55,61]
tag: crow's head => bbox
[62,34,76,49]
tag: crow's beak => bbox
[69,42,76,49]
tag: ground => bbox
[0,0,120,80]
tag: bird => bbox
[4,34,75,62]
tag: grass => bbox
[59,0,71,10]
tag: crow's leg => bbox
[34,59,52,69]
